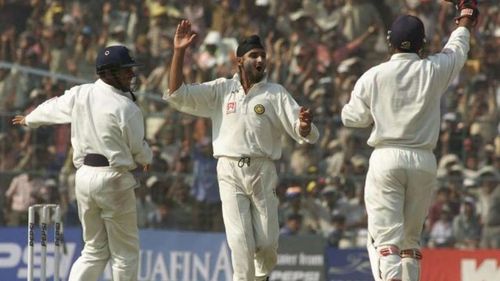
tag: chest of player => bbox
[222,88,275,122]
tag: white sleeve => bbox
[25,89,77,128]
[341,78,373,128]
[163,80,222,118]
[428,27,470,92]
[277,87,320,144]
[123,109,153,165]
[294,121,320,144]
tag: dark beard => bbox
[248,70,265,84]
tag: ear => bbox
[237,57,243,66]
[418,37,427,57]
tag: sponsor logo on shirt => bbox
[254,104,265,115]
[226,101,236,114]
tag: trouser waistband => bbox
[83,154,110,167]
[237,157,251,168]
[220,156,270,168]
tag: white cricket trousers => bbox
[365,147,436,281]
[68,165,139,281]
[217,157,280,281]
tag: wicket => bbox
[28,204,63,281]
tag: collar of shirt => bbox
[95,79,134,100]
[389,52,420,61]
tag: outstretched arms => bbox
[12,115,26,126]
[168,20,197,95]
[11,89,76,128]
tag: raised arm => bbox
[445,0,479,31]
[456,16,475,30]
[168,20,197,95]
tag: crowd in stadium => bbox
[0,0,499,249]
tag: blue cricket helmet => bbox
[95,45,141,74]
[388,15,426,53]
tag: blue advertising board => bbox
[0,227,231,281]
[272,235,326,281]
[324,247,373,281]
[1,227,376,281]
[0,227,83,281]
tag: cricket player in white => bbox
[13,45,152,281]
[341,1,478,279]
[164,20,319,281]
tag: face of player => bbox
[105,67,135,91]
[240,48,266,84]
[117,67,135,89]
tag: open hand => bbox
[174,20,197,50]
[12,115,26,126]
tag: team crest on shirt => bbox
[226,101,236,114]
[254,104,265,115]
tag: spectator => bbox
[149,143,169,173]
[4,172,44,226]
[70,26,98,81]
[428,205,455,248]
[135,186,157,229]
[190,137,223,231]
[278,186,319,234]
[280,213,303,236]
[427,187,453,230]
[165,177,195,230]
[58,148,78,226]
[315,184,350,236]
[477,167,500,248]
[453,199,481,249]
[326,214,346,248]
[210,0,238,37]
[289,143,318,176]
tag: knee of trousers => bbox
[378,245,402,281]
[378,245,400,257]
[400,248,422,260]
[110,242,140,263]
[111,251,139,269]
[81,243,111,261]
[367,244,401,281]
[401,249,421,281]
[256,246,278,266]
[256,238,279,253]
[226,231,250,250]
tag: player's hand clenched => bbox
[444,0,479,25]
[299,107,313,137]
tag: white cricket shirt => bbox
[342,27,470,150]
[25,79,152,170]
[164,74,319,160]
